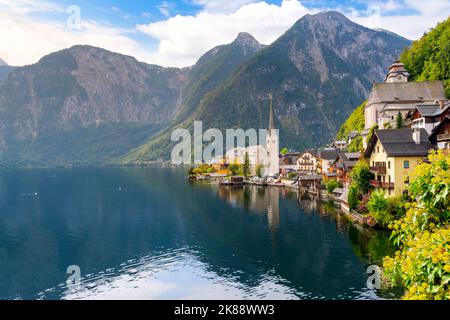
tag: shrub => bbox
[325,179,341,194]
[349,160,373,195]
[348,184,359,210]
[383,150,450,300]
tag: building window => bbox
[404,160,410,169]
[388,161,391,169]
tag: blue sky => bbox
[1,0,449,67]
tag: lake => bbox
[0,167,398,300]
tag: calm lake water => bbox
[0,167,399,300]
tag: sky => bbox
[0,0,449,67]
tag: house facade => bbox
[364,128,435,197]
[409,101,449,135]
[296,150,319,174]
[429,115,450,150]
[363,60,447,148]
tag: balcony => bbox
[370,180,394,189]
[437,133,450,142]
[370,180,381,188]
[369,166,386,174]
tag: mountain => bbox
[400,16,450,97]
[0,46,188,166]
[0,33,264,167]
[175,32,266,121]
[122,11,411,163]
[0,65,14,87]
[0,58,7,66]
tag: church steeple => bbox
[385,60,409,83]
[268,94,275,130]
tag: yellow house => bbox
[364,128,435,197]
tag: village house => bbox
[429,115,450,150]
[334,151,361,186]
[318,149,339,180]
[408,101,450,135]
[362,60,447,148]
[279,152,301,174]
[364,128,435,197]
[296,150,319,174]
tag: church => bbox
[223,94,279,177]
[362,60,447,147]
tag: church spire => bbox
[268,94,275,130]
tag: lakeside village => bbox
[189,60,450,229]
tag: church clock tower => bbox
[385,60,410,83]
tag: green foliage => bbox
[255,164,263,178]
[367,191,401,226]
[401,16,450,98]
[336,101,366,140]
[243,152,251,177]
[325,179,342,194]
[228,163,242,176]
[383,151,450,300]
[396,111,404,129]
[347,136,363,152]
[349,160,373,195]
[281,148,289,155]
[348,184,360,210]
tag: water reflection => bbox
[0,168,398,300]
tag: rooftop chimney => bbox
[412,128,421,145]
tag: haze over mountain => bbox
[0,59,7,66]
[0,11,411,167]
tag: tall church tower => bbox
[385,60,409,83]
[264,94,279,177]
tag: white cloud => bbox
[190,0,259,13]
[347,0,450,40]
[158,1,176,18]
[138,0,317,67]
[0,0,449,68]
[0,10,150,66]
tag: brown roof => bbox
[364,129,435,158]
[367,81,446,106]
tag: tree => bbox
[325,179,341,194]
[243,152,251,177]
[281,148,289,155]
[396,111,404,129]
[256,164,263,177]
[348,184,359,210]
[383,151,450,300]
[349,160,373,195]
[228,163,241,176]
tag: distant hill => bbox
[0,58,7,66]
[122,11,410,163]
[401,16,450,98]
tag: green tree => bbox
[243,152,251,177]
[348,184,359,210]
[396,111,404,129]
[401,17,450,97]
[349,160,373,195]
[281,148,289,155]
[383,151,450,300]
[325,179,341,194]
[255,164,263,177]
[228,164,241,176]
